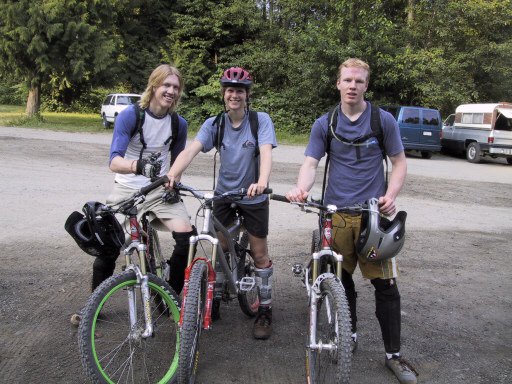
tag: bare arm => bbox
[248,143,273,196]
[110,156,137,174]
[286,156,320,202]
[166,140,203,186]
[379,151,407,215]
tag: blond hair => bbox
[338,58,370,82]
[139,64,184,111]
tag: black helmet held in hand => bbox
[356,198,407,262]
[65,201,125,259]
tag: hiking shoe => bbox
[252,307,272,340]
[385,355,418,384]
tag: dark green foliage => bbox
[0,0,510,124]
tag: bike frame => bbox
[179,192,252,330]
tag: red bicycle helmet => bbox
[220,67,253,88]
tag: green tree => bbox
[0,0,117,116]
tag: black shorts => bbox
[213,198,269,238]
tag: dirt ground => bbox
[0,127,511,384]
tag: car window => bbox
[402,108,420,124]
[117,96,131,105]
[103,95,112,105]
[423,110,440,126]
[444,114,455,126]
[128,96,140,104]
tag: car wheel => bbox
[506,157,512,165]
[420,151,432,159]
[102,114,111,129]
[466,142,481,163]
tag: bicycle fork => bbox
[124,238,154,339]
[308,273,338,353]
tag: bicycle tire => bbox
[311,228,321,254]
[306,276,352,384]
[237,230,260,318]
[78,271,181,384]
[145,220,165,279]
[178,260,208,384]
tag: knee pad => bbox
[371,278,400,301]
[254,263,273,305]
[171,226,197,256]
[92,257,116,291]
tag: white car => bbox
[100,93,141,128]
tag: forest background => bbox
[0,0,511,134]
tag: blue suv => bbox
[380,106,442,159]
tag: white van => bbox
[100,93,141,128]
[441,103,512,164]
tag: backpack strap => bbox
[167,112,180,166]
[321,103,388,204]
[133,103,147,162]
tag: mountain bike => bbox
[172,182,271,384]
[270,194,369,384]
[78,176,181,384]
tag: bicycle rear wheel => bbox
[178,260,208,384]
[144,219,166,279]
[306,276,352,384]
[78,271,180,384]
[237,231,260,317]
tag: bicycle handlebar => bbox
[175,182,272,201]
[139,175,169,196]
[270,193,370,214]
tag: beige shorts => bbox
[107,182,190,231]
[331,212,399,280]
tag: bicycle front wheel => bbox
[306,276,352,384]
[78,271,181,384]
[178,260,208,384]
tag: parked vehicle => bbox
[380,105,442,159]
[100,93,141,128]
[441,103,512,164]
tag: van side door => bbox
[398,107,421,148]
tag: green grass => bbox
[0,104,309,144]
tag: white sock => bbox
[351,333,357,342]
[386,352,400,359]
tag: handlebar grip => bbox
[139,175,169,196]
[270,193,289,203]
[262,188,273,194]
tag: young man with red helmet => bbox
[167,67,277,339]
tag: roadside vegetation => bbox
[1,0,510,136]
[0,105,310,144]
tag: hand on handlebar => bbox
[285,187,309,203]
[246,182,268,198]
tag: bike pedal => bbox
[292,263,304,276]
[238,277,256,291]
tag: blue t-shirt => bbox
[305,102,404,206]
[110,104,188,189]
[195,111,277,204]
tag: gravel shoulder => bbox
[0,127,511,384]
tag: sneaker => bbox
[385,355,418,384]
[252,307,272,340]
[351,333,358,353]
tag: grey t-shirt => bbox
[305,102,404,206]
[196,111,277,204]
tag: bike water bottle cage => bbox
[65,201,125,259]
[356,198,407,262]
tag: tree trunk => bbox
[25,86,40,117]
[407,0,414,25]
